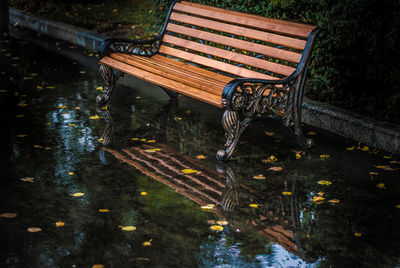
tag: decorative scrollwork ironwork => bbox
[111,39,162,57]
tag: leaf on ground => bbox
[376,183,385,189]
[253,174,265,180]
[20,177,34,182]
[33,145,42,148]
[89,115,100,120]
[282,191,292,196]
[262,155,277,163]
[185,109,191,115]
[320,154,330,160]
[264,131,274,136]
[375,165,395,171]
[317,180,332,185]
[346,146,355,151]
[269,166,283,172]
[210,225,224,231]
[249,203,260,208]
[295,153,302,159]
[196,154,207,159]
[0,213,17,218]
[216,220,229,226]
[142,239,152,246]
[201,204,215,211]
[360,146,369,151]
[27,227,42,232]
[328,199,340,203]
[182,168,198,174]
[174,116,182,121]
[140,192,148,196]
[120,225,136,231]
[71,192,85,197]
[56,221,65,227]
[99,209,110,213]
[307,131,317,135]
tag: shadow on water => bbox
[1,30,400,267]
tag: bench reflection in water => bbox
[98,107,314,262]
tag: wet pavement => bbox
[1,30,400,268]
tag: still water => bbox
[1,33,400,268]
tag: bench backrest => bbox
[160,1,317,80]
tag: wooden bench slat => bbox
[110,53,224,95]
[163,35,294,76]
[169,12,306,50]
[159,45,277,80]
[100,56,223,107]
[174,1,315,38]
[121,54,229,88]
[166,23,302,63]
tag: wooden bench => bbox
[97,1,322,161]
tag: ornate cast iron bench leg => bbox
[96,64,123,105]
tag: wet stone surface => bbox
[1,33,400,268]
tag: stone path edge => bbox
[8,7,400,154]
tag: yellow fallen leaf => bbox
[317,180,332,185]
[185,109,191,115]
[56,221,65,227]
[46,122,52,125]
[249,203,260,208]
[71,192,84,197]
[201,204,215,211]
[390,161,400,164]
[33,145,42,148]
[68,124,76,127]
[313,196,325,204]
[92,264,104,268]
[360,146,369,151]
[144,148,161,153]
[0,89,8,93]
[44,147,51,150]
[262,155,277,163]
[282,191,292,196]
[174,116,182,121]
[68,172,74,175]
[16,134,28,138]
[383,155,392,159]
[27,227,42,232]
[182,169,198,174]
[20,177,34,182]
[318,191,324,196]
[140,138,146,142]
[253,174,265,180]
[354,232,362,237]
[58,105,67,109]
[16,114,24,118]
[216,220,229,226]
[295,153,302,159]
[396,204,400,209]
[79,71,86,74]
[307,131,317,135]
[89,115,100,120]
[0,212,17,218]
[196,155,207,159]
[376,183,385,189]
[210,225,224,231]
[142,239,152,246]
[17,102,28,107]
[120,225,136,231]
[320,154,330,160]
[147,140,156,143]
[375,165,395,171]
[346,146,355,151]
[75,106,80,110]
[113,9,118,12]
[328,199,340,203]
[369,171,378,176]
[269,166,283,172]
[46,86,55,89]
[140,192,148,196]
[99,209,110,213]
[88,53,93,57]
[36,86,43,90]
[264,131,274,136]
[31,73,38,76]
[131,138,139,141]
[96,86,103,92]
[98,138,104,143]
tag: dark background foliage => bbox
[154,0,400,124]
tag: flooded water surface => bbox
[1,33,400,268]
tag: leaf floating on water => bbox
[354,232,362,237]
[210,225,224,231]
[174,116,182,121]
[27,227,42,232]
[216,220,229,226]
[360,146,369,151]
[375,165,395,171]
[92,264,104,268]
[249,203,260,208]
[144,148,161,153]
[253,174,265,180]
[89,115,100,120]
[317,180,332,186]
[46,86,55,89]
[383,155,392,159]
[396,204,400,209]
[262,155,277,163]
[201,204,215,211]
[16,134,28,138]
[58,105,67,109]
[33,145,42,148]
[99,209,110,213]
[56,221,65,227]
[269,167,283,172]
[313,196,325,204]
[98,138,104,143]
[68,172,74,175]
[264,131,274,136]
[182,169,198,174]
[307,131,317,135]
[328,199,340,203]
[68,124,76,127]
[46,122,52,125]
[120,225,136,231]
[295,153,302,159]
[140,192,148,196]
[16,114,24,118]
[376,183,385,189]
[346,146,355,151]
[71,192,84,197]
[185,109,191,115]
[369,171,378,176]
[96,86,103,92]
[0,89,8,93]
[0,212,17,218]
[20,177,34,182]
[131,138,139,141]
[390,161,400,164]
[79,71,86,74]
[139,138,146,142]
[142,239,152,246]
[282,191,292,196]
[320,154,330,160]
[146,140,156,143]
[196,155,207,159]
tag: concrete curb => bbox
[8,8,400,154]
